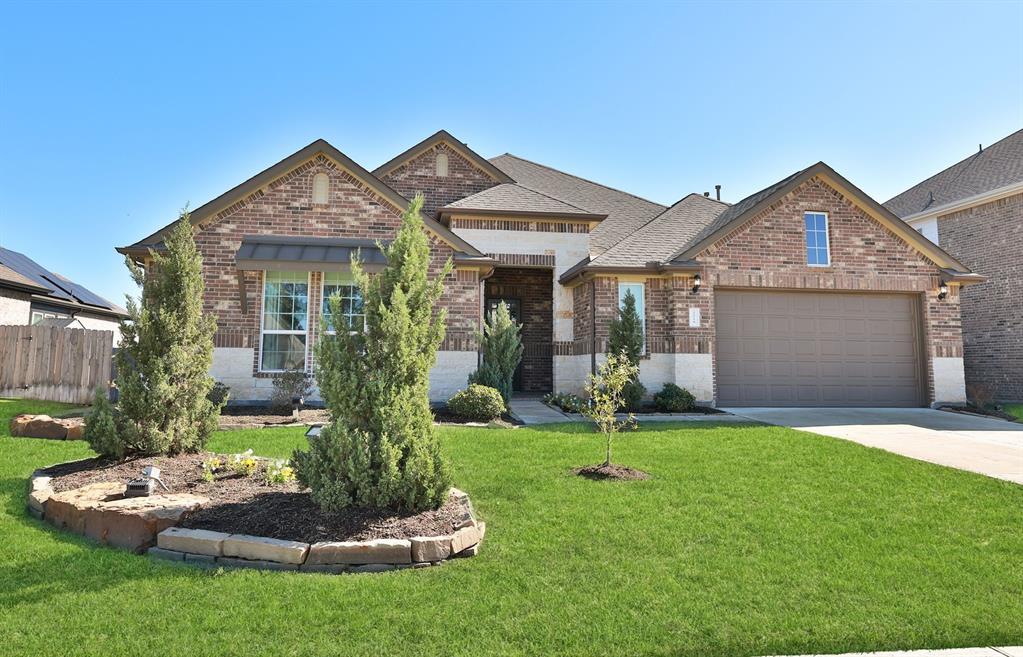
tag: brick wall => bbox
[193,154,480,377]
[937,192,1023,400]
[379,142,500,217]
[485,267,553,392]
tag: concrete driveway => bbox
[722,407,1023,484]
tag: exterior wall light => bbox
[692,274,702,294]
[938,283,949,300]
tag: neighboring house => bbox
[0,246,126,344]
[119,130,981,407]
[885,128,1022,402]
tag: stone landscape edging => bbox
[27,467,484,574]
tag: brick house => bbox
[119,130,981,407]
[885,128,1022,402]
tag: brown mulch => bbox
[41,453,464,543]
[573,463,650,481]
[218,408,329,430]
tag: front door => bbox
[484,297,523,392]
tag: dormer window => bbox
[435,151,449,177]
[312,173,329,204]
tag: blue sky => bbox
[1,1,1021,304]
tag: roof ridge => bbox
[885,127,1023,206]
[492,153,667,210]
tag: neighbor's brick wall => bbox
[192,155,481,376]
[379,142,500,217]
[572,176,962,404]
[485,268,553,392]
[937,191,1023,400]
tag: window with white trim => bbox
[31,310,71,324]
[260,271,309,371]
[618,282,646,349]
[321,272,364,333]
[804,211,831,266]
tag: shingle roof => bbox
[884,128,1023,218]
[0,246,126,316]
[668,168,806,259]
[489,154,666,254]
[589,194,728,267]
[441,183,603,218]
[0,262,51,294]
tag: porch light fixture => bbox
[938,283,948,300]
[692,274,702,294]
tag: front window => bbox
[322,272,364,333]
[260,271,309,371]
[805,211,831,266]
[618,282,646,349]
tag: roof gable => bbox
[120,139,489,259]
[372,130,513,184]
[668,162,974,274]
[885,128,1023,218]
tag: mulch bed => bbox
[938,404,1019,422]
[219,405,519,429]
[42,454,463,543]
[219,407,329,430]
[573,463,650,481]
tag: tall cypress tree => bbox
[469,301,523,404]
[294,195,452,512]
[106,212,220,456]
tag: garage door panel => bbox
[715,290,923,407]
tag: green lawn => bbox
[1,400,1021,657]
[1004,403,1023,422]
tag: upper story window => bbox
[618,282,646,350]
[260,271,309,372]
[312,173,330,204]
[804,212,831,266]
[435,151,449,177]
[322,272,364,333]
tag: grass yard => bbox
[1,399,1021,657]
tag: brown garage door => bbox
[715,290,924,407]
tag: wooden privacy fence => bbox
[0,325,113,405]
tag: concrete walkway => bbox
[765,647,1022,656]
[724,407,1023,484]
[507,399,571,425]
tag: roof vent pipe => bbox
[703,192,710,197]
[715,185,721,200]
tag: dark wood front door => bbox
[485,297,523,391]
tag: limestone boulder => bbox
[307,539,412,565]
[450,524,482,554]
[157,527,230,557]
[9,414,33,437]
[221,534,309,564]
[60,418,85,440]
[45,482,207,552]
[410,535,452,562]
[25,415,68,439]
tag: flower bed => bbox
[28,456,484,574]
